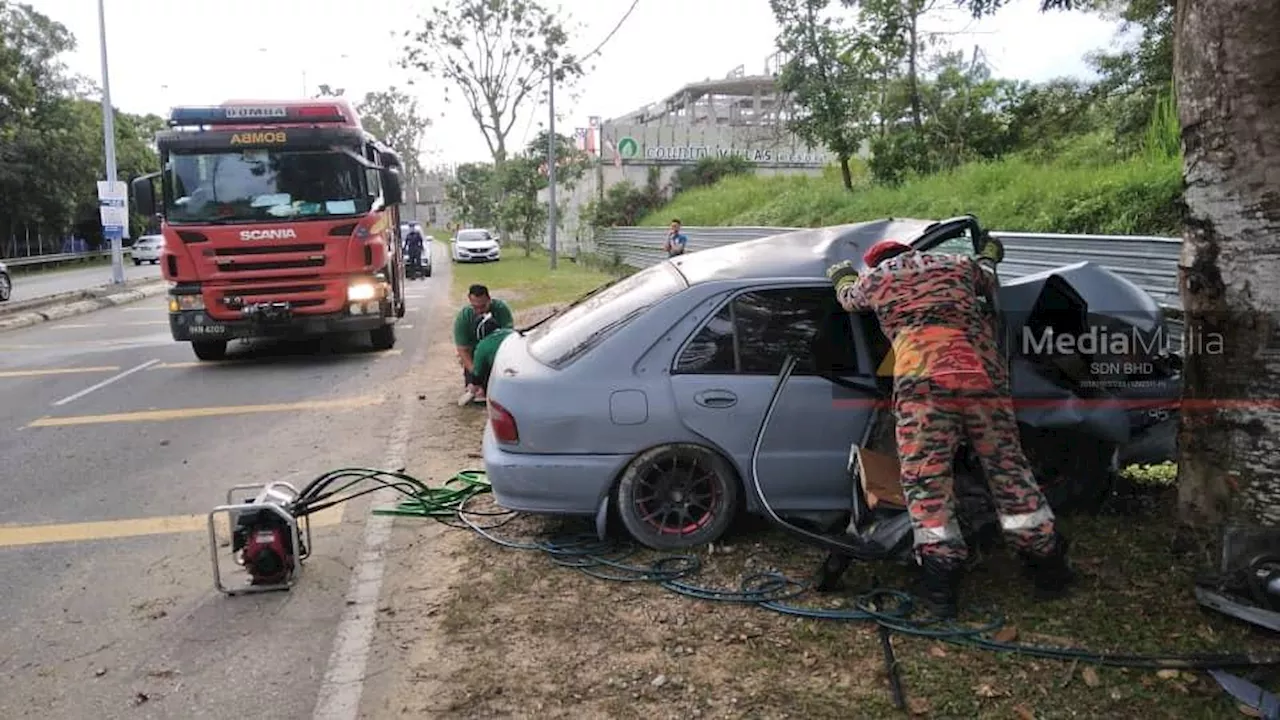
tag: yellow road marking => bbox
[27,395,384,428]
[0,505,345,549]
[0,366,121,378]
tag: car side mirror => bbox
[132,174,157,217]
[381,168,404,206]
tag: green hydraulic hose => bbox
[342,467,1280,672]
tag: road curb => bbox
[0,279,169,332]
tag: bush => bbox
[638,136,1184,236]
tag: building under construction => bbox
[594,51,834,168]
[537,52,842,254]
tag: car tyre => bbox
[0,271,10,302]
[192,340,227,361]
[615,443,740,551]
[133,258,142,266]
[370,323,396,351]
[424,265,433,277]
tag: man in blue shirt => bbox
[664,218,688,257]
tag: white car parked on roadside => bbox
[131,234,164,265]
[450,228,501,263]
[0,259,10,302]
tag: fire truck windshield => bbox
[164,149,372,224]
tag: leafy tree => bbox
[770,0,876,190]
[671,156,756,195]
[1083,0,1174,147]
[357,87,432,186]
[953,0,1280,535]
[524,129,591,190]
[444,162,498,227]
[492,155,547,257]
[401,0,584,165]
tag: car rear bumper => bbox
[169,306,391,342]
[482,424,629,515]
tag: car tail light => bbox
[488,400,519,445]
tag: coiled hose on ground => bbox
[285,465,1280,673]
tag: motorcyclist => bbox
[404,226,425,277]
[825,236,1075,618]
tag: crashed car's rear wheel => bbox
[616,444,739,551]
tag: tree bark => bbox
[1174,0,1280,527]
[839,152,854,190]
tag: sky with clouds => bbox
[28,0,1126,166]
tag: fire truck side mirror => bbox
[132,175,157,217]
[381,168,404,206]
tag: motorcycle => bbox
[749,218,1183,587]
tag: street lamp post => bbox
[546,60,558,271]
[97,0,125,284]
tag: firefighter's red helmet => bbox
[863,239,912,268]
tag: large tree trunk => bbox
[1174,0,1280,527]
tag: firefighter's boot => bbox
[1020,533,1076,600]
[915,555,963,619]
[813,552,852,592]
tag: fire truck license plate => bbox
[189,324,226,335]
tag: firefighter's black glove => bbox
[826,260,859,293]
[978,236,1005,264]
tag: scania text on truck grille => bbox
[130,99,411,361]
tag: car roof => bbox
[668,217,945,286]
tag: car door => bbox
[668,284,879,512]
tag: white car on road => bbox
[131,234,164,265]
[450,228,501,263]
[0,259,10,302]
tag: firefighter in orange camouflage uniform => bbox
[826,237,1075,618]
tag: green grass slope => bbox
[640,136,1184,236]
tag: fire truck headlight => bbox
[347,282,377,302]
[169,294,204,312]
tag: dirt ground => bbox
[362,299,1280,720]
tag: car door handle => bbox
[694,389,738,408]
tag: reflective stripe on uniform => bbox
[913,521,962,546]
[999,505,1055,531]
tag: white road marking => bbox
[311,337,421,719]
[51,359,159,406]
[48,321,168,329]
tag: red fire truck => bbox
[130,99,409,361]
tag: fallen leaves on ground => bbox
[994,625,1019,643]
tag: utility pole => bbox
[97,0,124,285]
[546,60,558,271]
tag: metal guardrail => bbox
[2,250,113,269]
[598,226,1184,312]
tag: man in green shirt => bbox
[470,317,515,399]
[454,283,514,404]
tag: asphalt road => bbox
[6,261,162,304]
[0,246,447,719]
